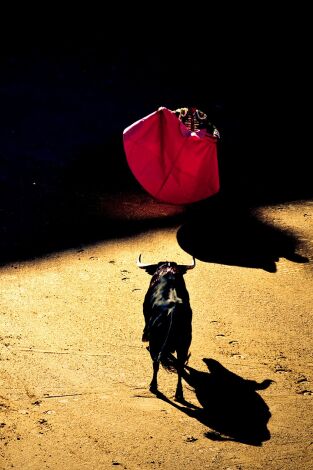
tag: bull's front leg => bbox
[150,360,159,394]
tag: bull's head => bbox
[136,254,196,275]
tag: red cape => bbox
[123,107,220,204]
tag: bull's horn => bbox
[136,254,152,268]
[183,256,196,269]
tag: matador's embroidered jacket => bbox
[173,107,220,138]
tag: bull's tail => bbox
[160,351,191,372]
[156,308,176,372]
[159,352,177,372]
[148,305,176,371]
[146,346,177,372]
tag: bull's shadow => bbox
[177,195,309,272]
[157,358,273,446]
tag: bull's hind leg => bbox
[175,347,190,402]
[175,363,184,402]
[150,360,159,394]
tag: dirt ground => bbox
[0,194,312,469]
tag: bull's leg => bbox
[175,363,184,402]
[150,360,159,394]
[175,346,190,402]
[175,351,186,402]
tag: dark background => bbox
[0,14,310,263]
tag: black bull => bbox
[137,255,195,402]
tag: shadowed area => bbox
[177,195,309,272]
[0,164,186,264]
[156,358,273,446]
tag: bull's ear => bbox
[179,267,188,275]
[143,265,158,275]
[178,257,196,274]
[136,255,157,275]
